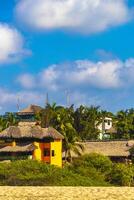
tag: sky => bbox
[0,0,134,113]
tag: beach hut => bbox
[81,140,134,162]
[0,122,64,167]
[17,104,43,121]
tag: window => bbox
[52,150,55,157]
[108,120,111,125]
[44,148,50,157]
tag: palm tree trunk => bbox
[65,151,67,162]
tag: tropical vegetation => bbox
[1,105,134,141]
[0,153,134,186]
[37,104,134,140]
[0,112,18,131]
[1,104,134,161]
[0,106,134,186]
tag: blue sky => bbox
[0,0,134,113]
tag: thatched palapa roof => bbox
[82,141,134,157]
[0,122,64,140]
[0,144,35,153]
[17,104,42,115]
[105,127,117,134]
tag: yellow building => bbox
[0,122,64,167]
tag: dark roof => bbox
[0,122,64,140]
[0,144,35,153]
[82,141,134,157]
[17,104,43,115]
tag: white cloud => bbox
[18,65,59,90]
[121,58,134,85]
[69,91,102,107]
[125,58,134,68]
[67,60,122,88]
[39,65,59,90]
[2,58,134,113]
[0,88,45,113]
[18,59,124,90]
[95,49,117,60]
[14,57,134,113]
[0,23,28,63]
[17,74,36,89]
[15,0,132,34]
[0,87,103,114]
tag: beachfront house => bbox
[17,104,43,121]
[98,117,113,140]
[82,140,134,162]
[0,121,64,167]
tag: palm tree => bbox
[39,103,59,128]
[0,117,6,131]
[115,109,134,139]
[53,105,84,162]
[0,113,17,132]
[5,113,18,127]
[39,103,84,161]
[74,105,101,140]
[61,122,84,162]
[63,137,84,162]
[115,110,130,139]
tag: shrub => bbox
[1,155,134,186]
[109,163,134,186]
[72,153,113,175]
[0,159,110,186]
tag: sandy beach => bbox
[0,187,134,200]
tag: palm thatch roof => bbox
[105,127,117,134]
[0,122,64,140]
[0,144,35,153]
[82,140,134,157]
[17,104,42,115]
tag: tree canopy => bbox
[1,104,134,161]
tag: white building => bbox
[98,117,113,140]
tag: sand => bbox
[0,187,134,200]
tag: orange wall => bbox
[33,142,50,163]
[33,140,62,167]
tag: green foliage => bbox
[0,113,18,132]
[115,109,134,139]
[108,163,134,186]
[71,153,113,184]
[36,104,134,160]
[2,105,134,141]
[129,145,134,158]
[39,104,84,161]
[74,105,101,140]
[71,154,134,186]
[78,153,113,174]
[38,104,104,141]
[0,159,110,186]
[28,103,134,141]
[0,155,134,186]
